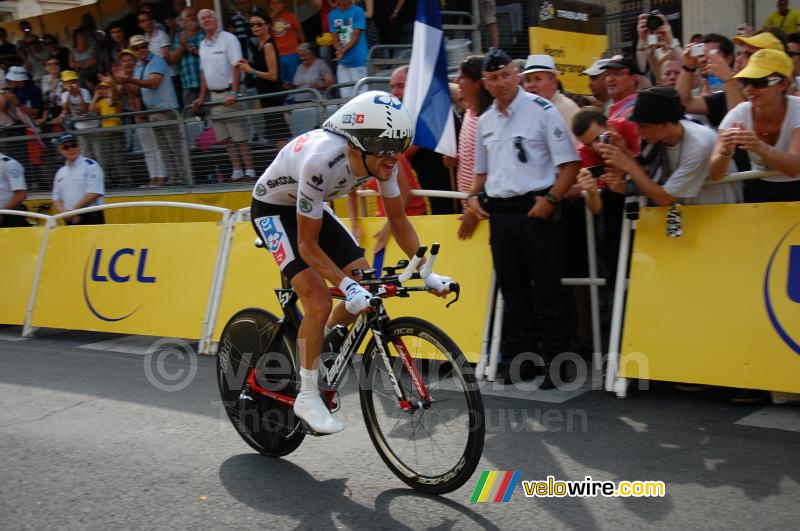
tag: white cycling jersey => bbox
[252,129,400,219]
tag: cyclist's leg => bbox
[326,256,371,330]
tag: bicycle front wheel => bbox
[359,317,485,494]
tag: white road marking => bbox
[735,406,800,433]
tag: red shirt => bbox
[608,93,638,121]
[364,155,426,216]
[578,118,641,189]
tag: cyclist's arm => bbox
[297,213,349,286]
[383,194,421,262]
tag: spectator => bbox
[689,33,703,45]
[329,0,368,97]
[69,29,98,88]
[635,11,683,83]
[468,48,580,387]
[598,86,741,206]
[786,31,800,82]
[732,31,786,72]
[711,49,800,202]
[43,34,70,72]
[677,34,742,130]
[53,70,100,160]
[89,81,127,188]
[194,9,255,181]
[118,34,182,185]
[480,1,500,50]
[521,54,580,129]
[0,151,28,227]
[764,0,800,34]
[0,28,19,67]
[582,58,611,113]
[659,58,681,87]
[4,66,43,124]
[112,47,166,188]
[601,55,642,121]
[100,24,128,76]
[227,0,268,65]
[236,13,290,150]
[166,0,187,36]
[270,0,306,85]
[52,132,106,225]
[291,42,335,99]
[169,7,205,106]
[449,54,492,240]
[120,0,144,38]
[138,10,180,108]
[39,58,63,126]
[371,0,405,46]
[21,35,49,85]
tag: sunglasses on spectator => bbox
[60,142,79,150]
[131,44,148,51]
[738,76,784,89]
[514,136,527,163]
[249,22,265,28]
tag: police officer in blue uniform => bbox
[468,49,581,387]
[0,152,28,227]
[52,133,106,225]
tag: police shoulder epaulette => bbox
[531,95,553,110]
[85,158,96,165]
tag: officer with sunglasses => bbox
[467,48,581,388]
[51,133,106,225]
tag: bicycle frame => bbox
[244,285,433,414]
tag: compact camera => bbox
[690,43,705,57]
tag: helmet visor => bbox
[360,135,412,157]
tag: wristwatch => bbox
[545,192,560,205]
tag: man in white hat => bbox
[521,54,579,131]
[3,66,43,123]
[582,58,611,113]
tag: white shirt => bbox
[657,120,742,205]
[199,30,242,91]
[0,153,25,208]
[720,96,800,183]
[147,28,177,77]
[475,87,580,198]
[61,89,100,129]
[53,156,105,210]
[253,130,400,219]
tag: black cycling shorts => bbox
[251,198,364,282]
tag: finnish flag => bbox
[404,0,457,157]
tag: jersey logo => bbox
[355,114,365,124]
[378,128,410,139]
[328,153,345,168]
[255,184,266,196]
[257,216,294,269]
[299,198,313,213]
[293,133,311,152]
[311,174,323,186]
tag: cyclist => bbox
[250,90,453,434]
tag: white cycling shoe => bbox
[293,392,344,434]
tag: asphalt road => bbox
[1,328,798,530]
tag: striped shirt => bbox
[456,108,478,210]
[171,30,205,89]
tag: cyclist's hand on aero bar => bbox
[340,277,373,314]
[424,272,453,297]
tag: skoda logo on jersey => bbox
[83,246,157,322]
[763,223,800,355]
[373,94,402,109]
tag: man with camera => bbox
[595,86,741,207]
[635,10,683,84]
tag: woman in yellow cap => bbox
[710,48,800,201]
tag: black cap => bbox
[600,54,642,75]
[629,86,686,124]
[482,47,512,72]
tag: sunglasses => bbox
[738,76,784,89]
[131,44,148,51]
[60,142,79,150]
[514,136,527,163]
[249,22,265,28]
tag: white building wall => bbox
[682,0,749,45]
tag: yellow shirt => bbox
[764,9,800,33]
[97,97,122,128]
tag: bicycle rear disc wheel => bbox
[217,308,305,457]
[359,317,485,494]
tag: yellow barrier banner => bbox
[528,27,608,94]
[215,215,493,362]
[0,226,45,325]
[32,222,221,338]
[621,202,800,393]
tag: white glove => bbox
[424,272,453,294]
[339,277,373,315]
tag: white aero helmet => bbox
[322,90,414,157]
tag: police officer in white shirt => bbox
[0,152,28,227]
[467,48,581,388]
[52,133,106,225]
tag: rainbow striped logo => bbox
[470,471,521,502]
